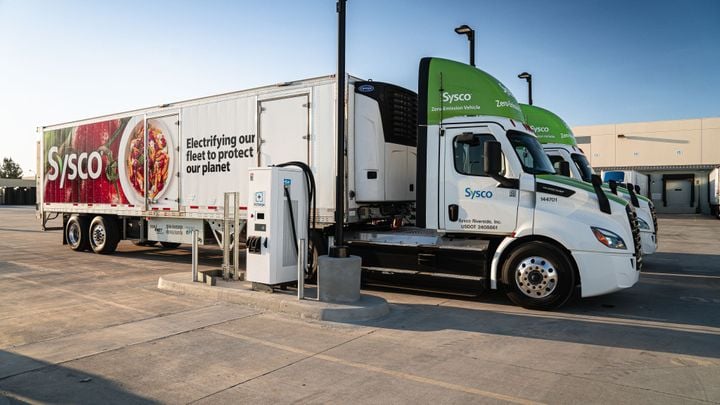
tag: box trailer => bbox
[39,58,642,309]
[39,75,417,248]
[709,167,720,218]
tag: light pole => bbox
[331,0,348,258]
[454,24,475,67]
[518,72,533,105]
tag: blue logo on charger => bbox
[283,178,291,187]
[254,191,265,206]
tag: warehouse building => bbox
[0,178,37,206]
[573,117,720,214]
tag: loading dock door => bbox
[662,173,695,213]
[258,95,310,166]
[666,180,691,206]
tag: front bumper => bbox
[640,230,657,255]
[573,251,640,298]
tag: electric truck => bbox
[521,103,657,255]
[37,57,641,309]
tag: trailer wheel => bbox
[305,232,326,283]
[89,216,120,254]
[160,242,181,249]
[66,216,90,251]
[501,241,575,310]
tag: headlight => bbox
[637,217,651,230]
[591,227,627,249]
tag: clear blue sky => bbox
[1,0,718,173]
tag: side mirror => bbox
[558,161,571,177]
[635,184,641,194]
[484,141,503,175]
[591,174,603,187]
[608,180,618,194]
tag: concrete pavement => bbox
[1,207,719,404]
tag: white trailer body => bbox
[39,76,417,249]
[709,167,720,217]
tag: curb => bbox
[158,273,389,322]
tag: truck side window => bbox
[453,134,502,177]
[548,155,565,172]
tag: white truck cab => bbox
[521,104,657,255]
[373,57,644,309]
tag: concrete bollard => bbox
[317,255,362,303]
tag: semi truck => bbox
[709,167,720,218]
[520,104,657,255]
[38,57,641,309]
[602,170,650,198]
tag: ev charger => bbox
[246,166,308,285]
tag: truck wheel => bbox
[501,241,575,310]
[66,216,90,251]
[305,232,326,283]
[89,216,120,254]
[160,242,181,249]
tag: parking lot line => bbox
[642,272,720,280]
[207,327,546,405]
[3,273,156,317]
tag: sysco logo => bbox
[464,187,493,199]
[358,84,375,93]
[442,92,472,104]
[46,146,103,188]
[531,126,550,133]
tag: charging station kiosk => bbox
[246,167,308,286]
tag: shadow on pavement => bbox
[0,351,157,404]
[358,252,720,359]
[357,299,720,359]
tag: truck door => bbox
[258,94,310,166]
[441,127,519,234]
[146,114,180,211]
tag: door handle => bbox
[448,204,459,222]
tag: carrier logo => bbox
[443,92,472,104]
[358,84,375,93]
[464,187,494,199]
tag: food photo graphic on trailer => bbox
[43,116,179,210]
[43,109,259,211]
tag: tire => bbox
[89,216,120,254]
[66,215,90,251]
[500,241,576,310]
[160,242,181,249]
[305,232,326,283]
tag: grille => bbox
[625,204,643,271]
[650,204,658,233]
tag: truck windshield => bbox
[571,153,595,182]
[507,131,556,175]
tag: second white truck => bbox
[521,103,657,255]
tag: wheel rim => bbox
[515,256,558,299]
[91,223,106,248]
[68,223,81,246]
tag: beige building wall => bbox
[573,117,720,168]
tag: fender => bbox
[490,231,579,290]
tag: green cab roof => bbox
[419,57,525,126]
[520,104,576,146]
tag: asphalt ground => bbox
[1,206,719,404]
